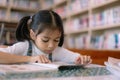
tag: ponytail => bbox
[16,16,31,41]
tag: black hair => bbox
[16,10,64,47]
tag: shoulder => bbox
[11,40,29,52]
[8,40,29,54]
[0,40,29,55]
[13,40,29,47]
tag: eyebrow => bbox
[43,36,60,39]
[43,36,49,38]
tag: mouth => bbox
[45,50,53,54]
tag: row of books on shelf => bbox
[64,15,89,33]
[91,0,113,6]
[0,0,40,9]
[64,35,88,49]
[12,0,40,9]
[0,0,8,6]
[43,0,112,11]
[0,10,6,20]
[42,0,53,9]
[0,9,34,22]
[65,33,120,49]
[63,5,120,33]
[67,0,89,15]
[0,30,16,46]
[10,11,34,21]
[42,0,114,9]
[54,0,89,18]
[44,0,114,18]
[42,0,66,9]
[91,33,120,49]
[54,5,67,19]
[90,5,120,27]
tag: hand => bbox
[75,55,92,65]
[30,55,51,63]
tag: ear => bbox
[30,29,36,40]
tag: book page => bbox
[31,62,84,70]
[0,63,57,75]
[0,62,84,75]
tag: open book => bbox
[104,57,120,71]
[0,63,55,75]
[0,62,84,75]
[104,57,120,78]
[30,62,84,70]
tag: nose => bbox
[48,42,55,49]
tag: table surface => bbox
[0,64,118,80]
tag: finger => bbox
[88,59,92,64]
[83,55,89,64]
[75,57,81,64]
[90,59,92,63]
[39,55,46,63]
[80,55,84,64]
[84,56,88,63]
[42,55,52,63]
[43,56,51,63]
[82,55,85,64]
[86,56,90,63]
[85,56,92,64]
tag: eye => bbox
[41,39,49,42]
[54,39,60,42]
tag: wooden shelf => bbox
[0,0,40,25]
[4,22,17,28]
[0,5,7,9]
[11,6,37,13]
[91,23,120,31]
[0,19,8,23]
[68,8,88,18]
[54,0,67,7]
[91,0,118,9]
[42,6,53,10]
[65,28,88,35]
[0,0,41,45]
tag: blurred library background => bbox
[0,0,120,50]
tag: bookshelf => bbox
[0,0,40,23]
[0,0,40,45]
[0,0,120,50]
[40,0,120,50]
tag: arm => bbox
[0,51,51,64]
[0,45,8,48]
[0,51,36,64]
[0,42,51,64]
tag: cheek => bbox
[55,42,59,47]
[34,38,47,50]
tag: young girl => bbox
[0,10,91,65]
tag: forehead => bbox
[40,29,61,36]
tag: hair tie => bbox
[28,16,32,26]
[30,16,32,19]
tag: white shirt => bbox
[0,41,80,63]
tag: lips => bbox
[45,50,53,54]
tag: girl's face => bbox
[31,29,61,54]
